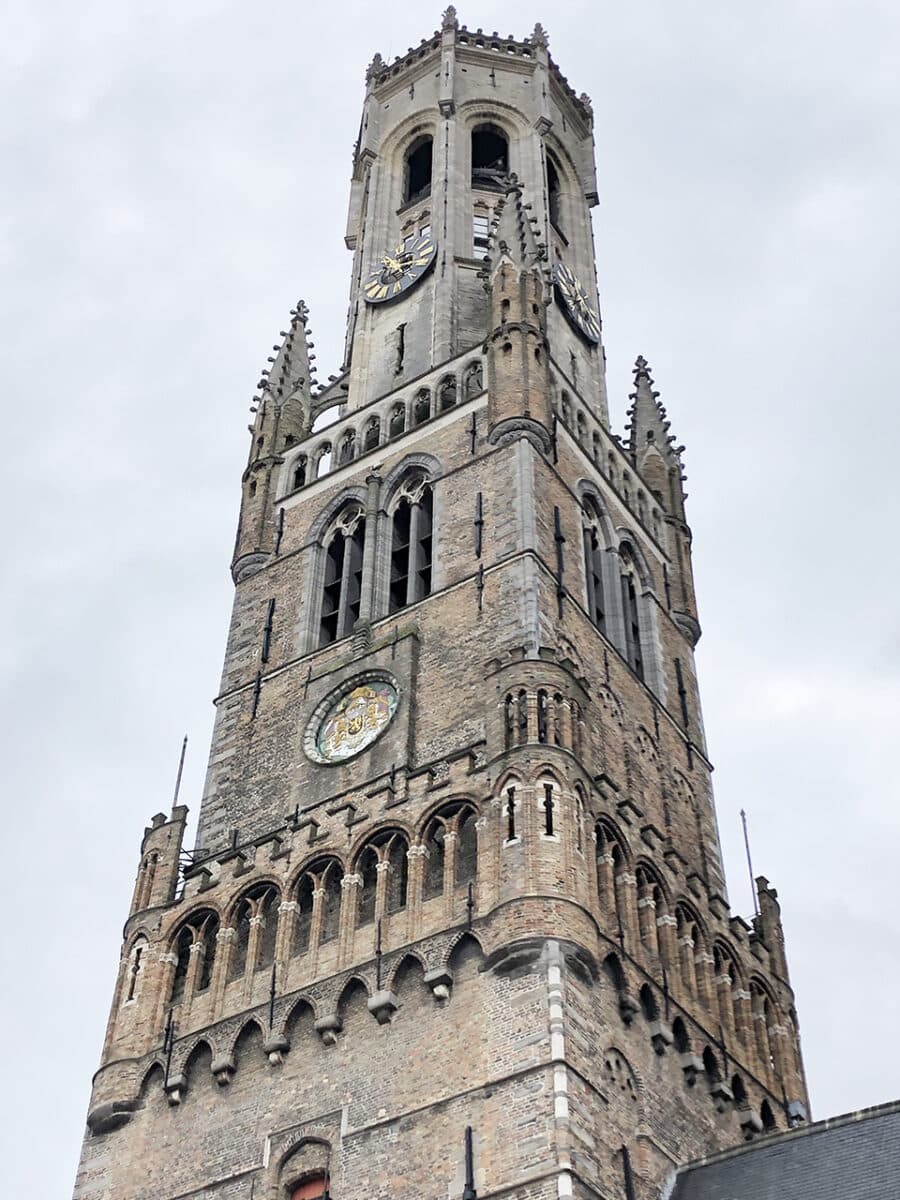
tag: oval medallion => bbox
[304,675,400,764]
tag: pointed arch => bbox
[446,931,484,978]
[137,1061,165,1102]
[284,997,317,1044]
[231,1018,266,1066]
[389,953,428,996]
[183,1039,214,1090]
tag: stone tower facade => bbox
[73,12,809,1200]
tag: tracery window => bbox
[389,473,433,612]
[320,504,366,646]
[169,910,219,1005]
[290,860,344,955]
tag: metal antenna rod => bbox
[172,735,188,808]
[740,809,760,917]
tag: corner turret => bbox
[484,177,553,453]
[232,300,315,582]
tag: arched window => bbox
[293,874,314,957]
[315,443,333,479]
[412,389,430,426]
[576,411,587,445]
[337,429,356,466]
[438,375,457,411]
[386,836,409,913]
[320,504,366,646]
[537,689,549,743]
[404,135,433,204]
[672,1017,690,1054]
[464,361,483,400]
[423,819,446,899]
[561,392,572,427]
[229,884,280,980]
[357,846,379,927]
[760,1099,777,1132]
[292,860,342,954]
[583,502,608,634]
[319,862,343,944]
[703,1045,722,1085]
[619,542,644,680]
[455,808,478,886]
[639,983,658,1022]
[356,831,410,924]
[389,474,433,612]
[125,938,146,1002]
[504,693,515,750]
[169,910,219,1004]
[596,820,629,934]
[389,403,406,438]
[229,899,252,982]
[471,123,509,188]
[363,417,380,452]
[292,456,308,490]
[170,926,193,1005]
[547,151,563,230]
[635,864,663,953]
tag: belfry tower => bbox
[74,11,809,1200]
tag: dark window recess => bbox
[404,136,433,204]
[584,526,606,632]
[261,598,275,663]
[471,125,508,188]
[320,515,366,646]
[506,787,517,840]
[621,571,644,680]
[389,484,433,612]
[395,323,406,375]
[363,417,380,452]
[413,389,430,425]
[389,403,406,438]
[537,690,549,743]
[547,152,562,230]
[126,945,143,1000]
[543,783,554,836]
[292,457,307,490]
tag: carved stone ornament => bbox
[304,672,400,765]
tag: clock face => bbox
[363,231,437,304]
[554,262,601,344]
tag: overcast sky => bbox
[3,2,899,1196]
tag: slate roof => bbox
[668,1101,900,1200]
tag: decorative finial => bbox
[633,355,652,382]
[531,22,548,48]
[579,92,594,115]
[366,52,384,82]
[442,5,458,31]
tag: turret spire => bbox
[486,175,547,278]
